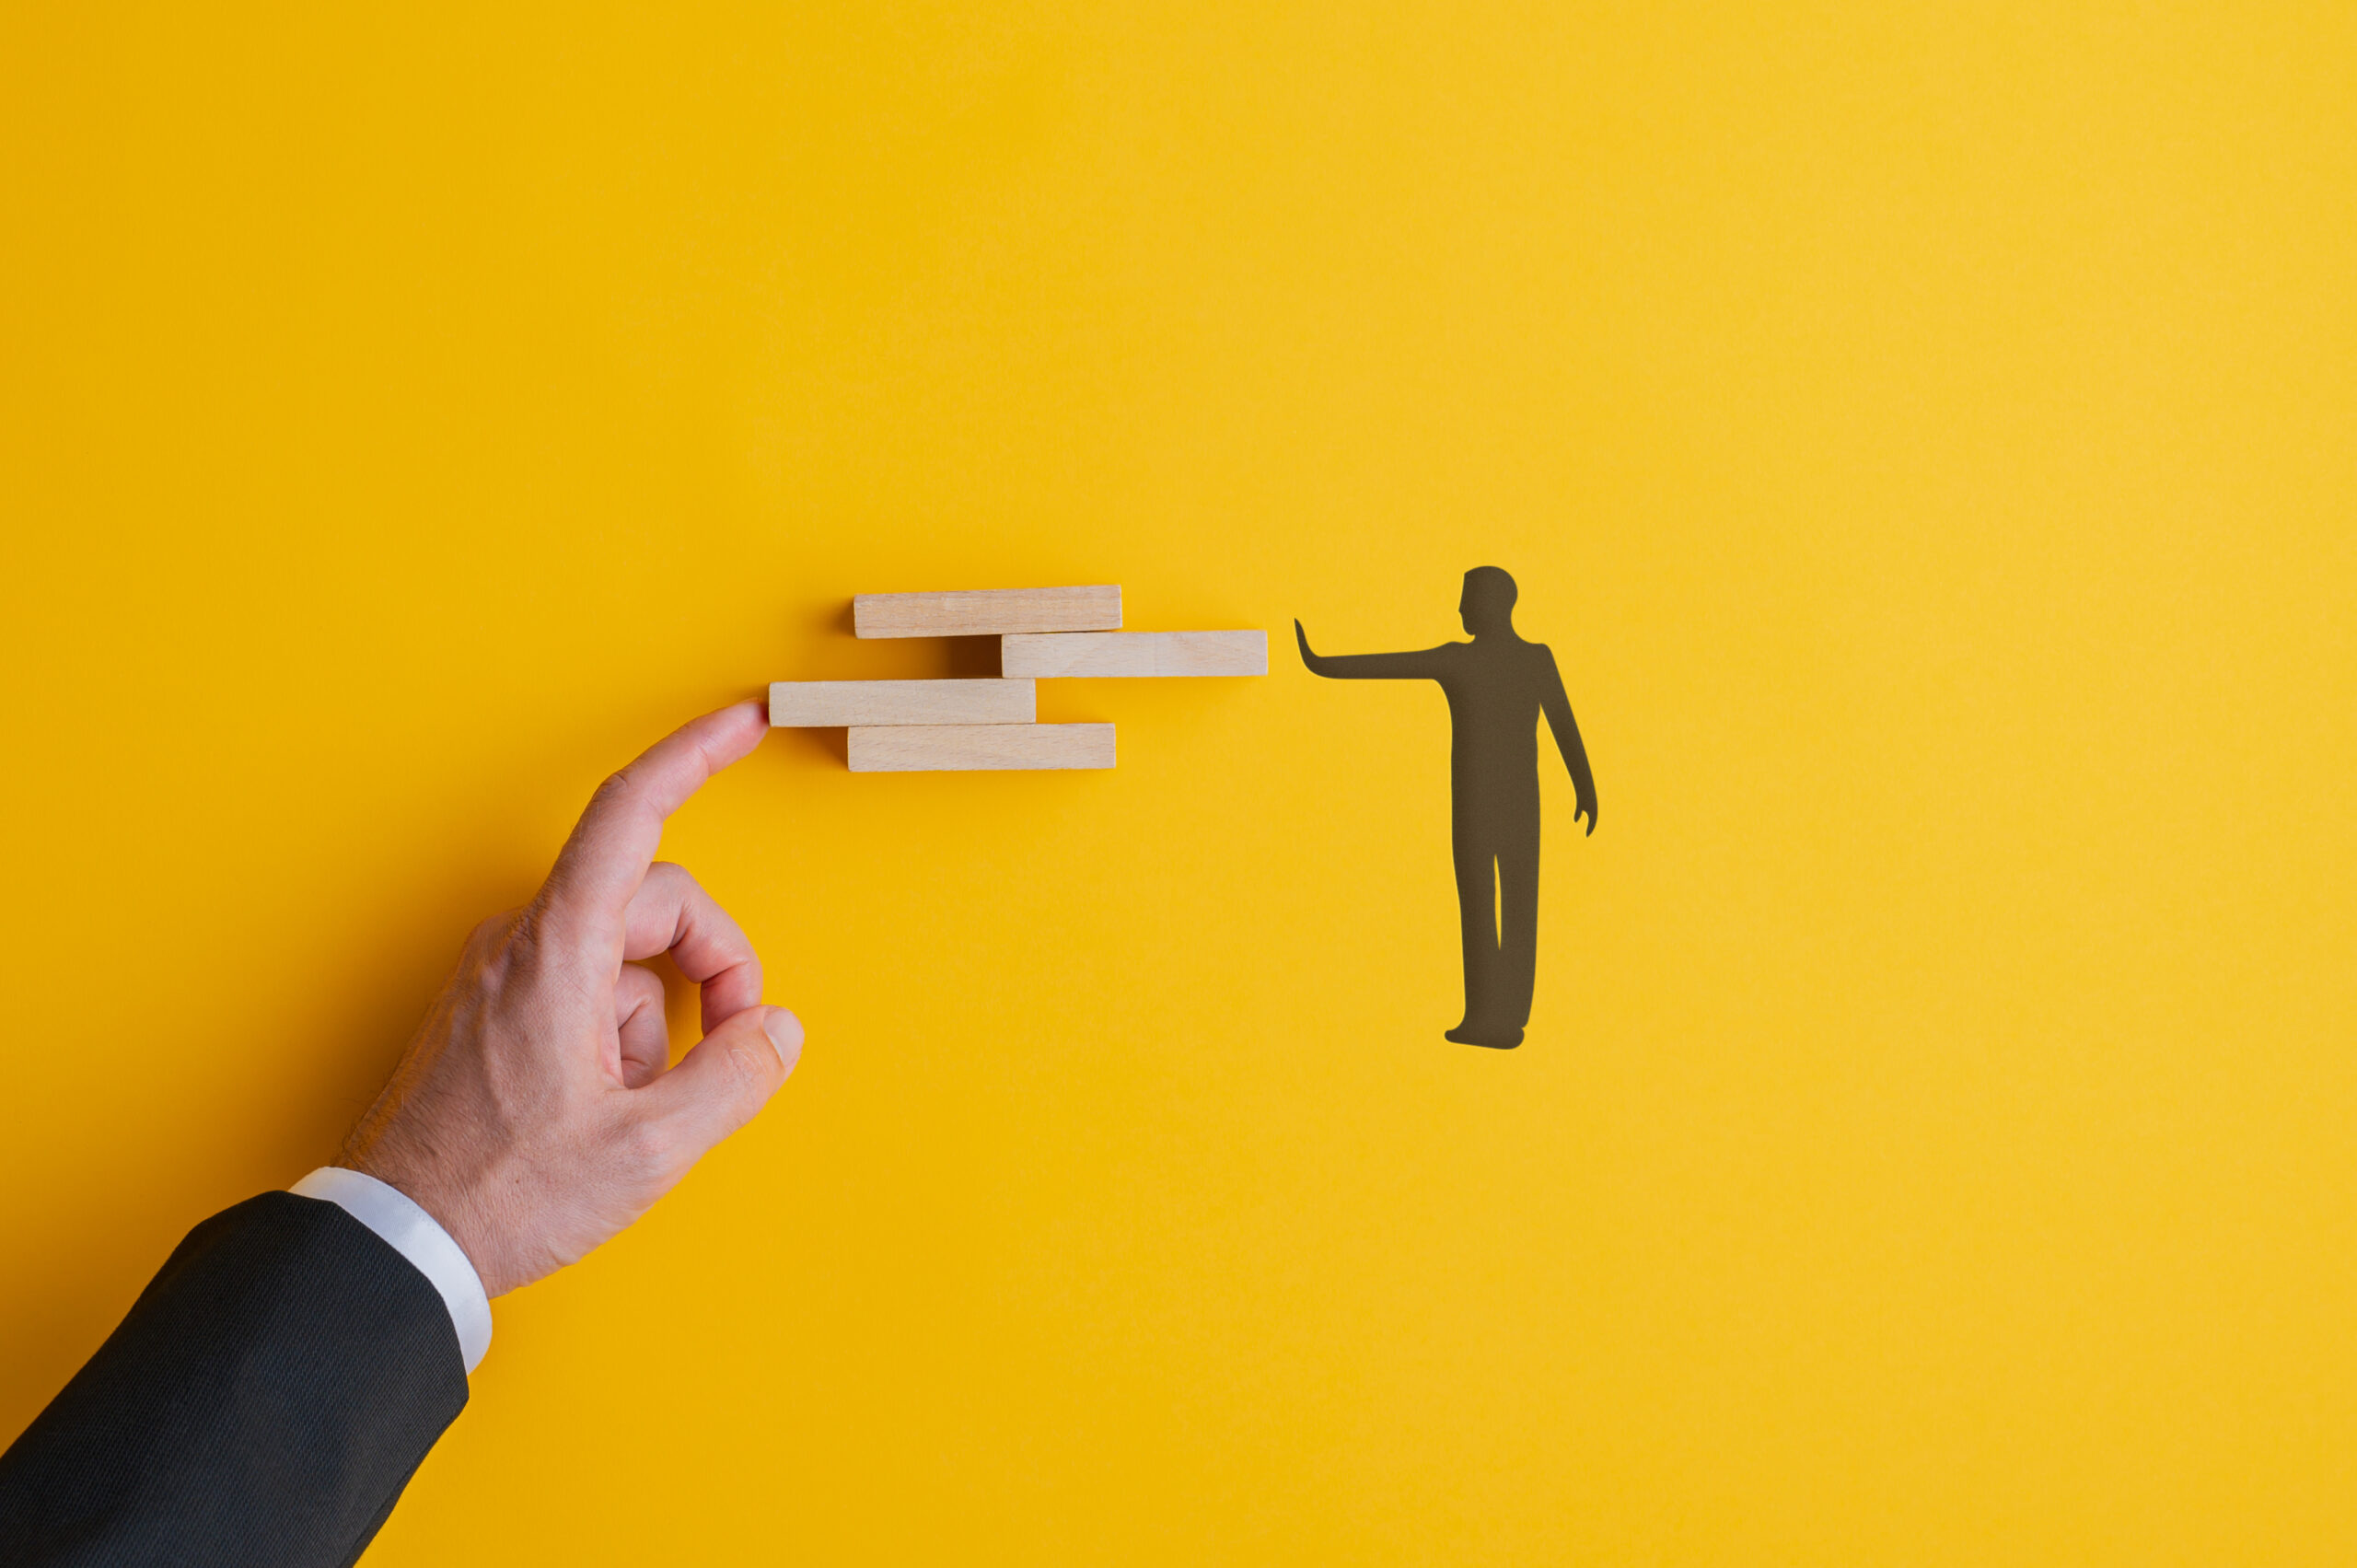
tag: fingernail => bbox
[763,1008,805,1076]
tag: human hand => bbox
[338,701,799,1297]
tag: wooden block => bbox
[769,679,1035,727]
[1000,629,1268,678]
[847,723,1116,772]
[853,585,1122,639]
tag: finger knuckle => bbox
[513,898,587,960]
[724,1039,774,1093]
[618,1120,683,1186]
[466,911,517,955]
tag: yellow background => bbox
[5,2,2354,1561]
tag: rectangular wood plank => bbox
[853,585,1121,638]
[769,679,1035,727]
[1000,629,1268,678]
[847,723,1116,772]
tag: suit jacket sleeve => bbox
[0,1191,470,1567]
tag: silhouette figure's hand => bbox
[1294,619,1320,672]
[1576,793,1597,835]
[338,702,803,1297]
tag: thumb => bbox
[639,1004,803,1163]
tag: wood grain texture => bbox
[847,723,1116,772]
[1000,629,1268,678]
[853,585,1121,638]
[769,679,1035,726]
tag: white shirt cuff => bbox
[291,1166,493,1375]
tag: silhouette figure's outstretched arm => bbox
[1295,620,1451,680]
[1538,648,1598,834]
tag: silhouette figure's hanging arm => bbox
[1538,656,1598,835]
[1294,620,1597,833]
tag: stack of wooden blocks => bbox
[771,586,1267,772]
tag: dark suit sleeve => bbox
[0,1191,470,1567]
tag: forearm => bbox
[0,1193,468,1568]
[1294,621,1447,679]
[1303,650,1446,679]
[1543,702,1596,822]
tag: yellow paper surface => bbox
[5,3,2354,1561]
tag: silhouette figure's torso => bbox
[1432,638,1555,804]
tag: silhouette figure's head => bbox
[1459,566,1518,638]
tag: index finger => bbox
[539,700,770,925]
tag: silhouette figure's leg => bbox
[1497,812,1540,1030]
[1446,830,1527,1047]
[1451,830,1501,1030]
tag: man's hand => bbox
[338,702,800,1298]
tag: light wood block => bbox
[769,679,1034,727]
[853,585,1121,639]
[1000,629,1268,678]
[847,723,1116,772]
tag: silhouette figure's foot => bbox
[1446,1023,1524,1049]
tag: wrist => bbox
[342,1143,513,1298]
[293,1166,496,1371]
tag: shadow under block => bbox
[847,723,1117,772]
[853,585,1122,639]
[769,679,1035,727]
[999,629,1269,678]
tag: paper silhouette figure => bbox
[1295,566,1596,1049]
